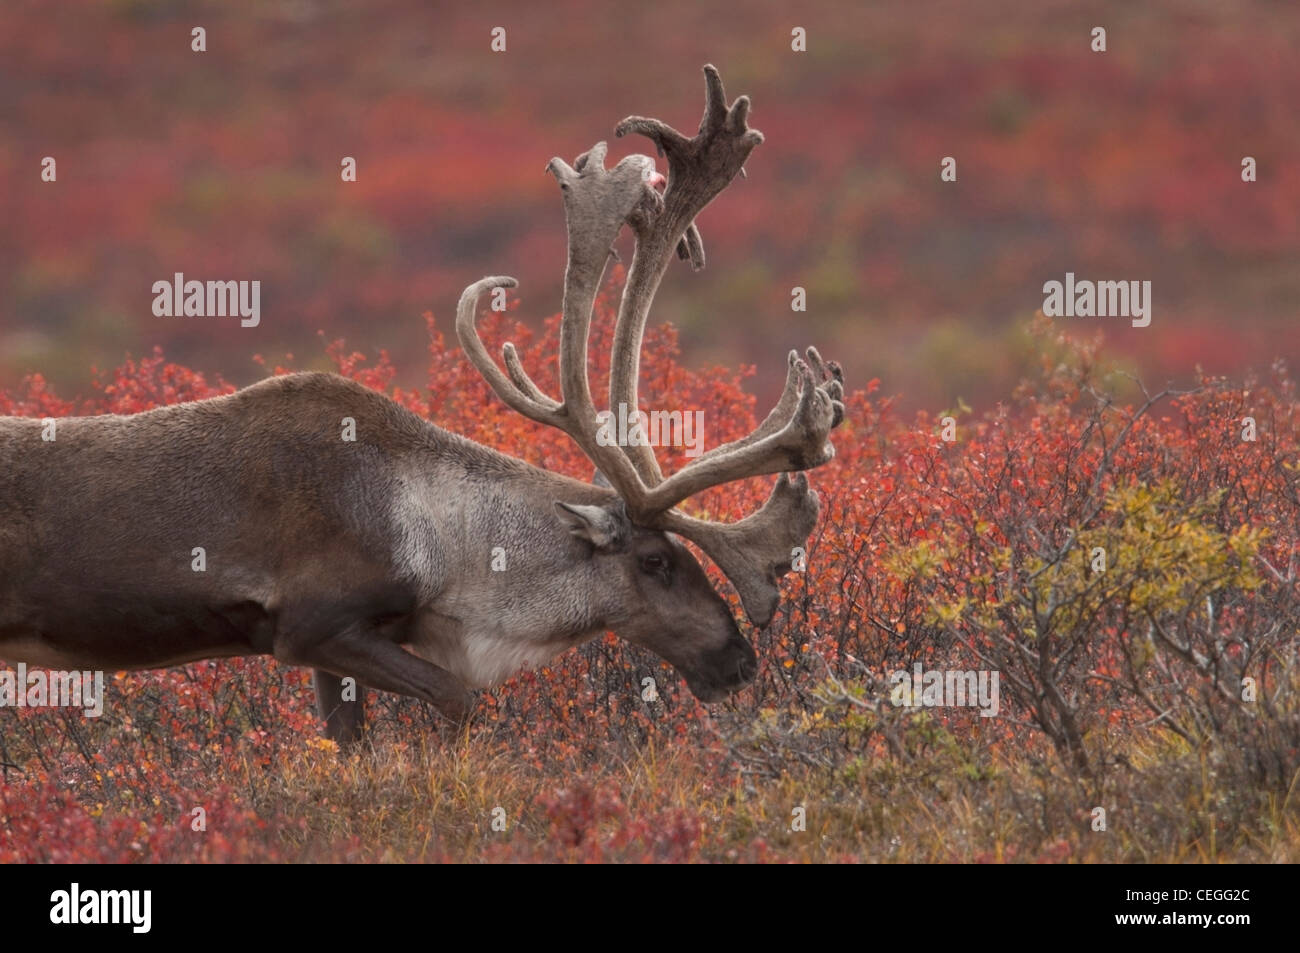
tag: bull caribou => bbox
[0,66,845,744]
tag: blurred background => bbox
[1,0,1296,411]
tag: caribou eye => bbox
[640,553,669,578]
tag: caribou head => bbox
[455,65,846,699]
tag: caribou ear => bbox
[591,468,613,489]
[554,501,627,550]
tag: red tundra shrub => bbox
[2,283,1297,862]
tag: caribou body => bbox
[0,66,845,743]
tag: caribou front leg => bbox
[279,616,474,740]
[312,668,367,746]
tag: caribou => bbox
[0,65,845,744]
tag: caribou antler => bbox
[457,65,847,627]
[456,143,668,500]
[610,63,764,483]
[657,472,822,629]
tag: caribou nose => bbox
[730,639,758,685]
[738,651,757,683]
[695,637,758,697]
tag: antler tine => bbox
[701,63,730,132]
[458,140,670,515]
[456,277,564,424]
[656,473,820,627]
[544,143,664,418]
[610,64,765,485]
[677,221,705,270]
[692,347,845,467]
[502,342,556,406]
[633,358,839,516]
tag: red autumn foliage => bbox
[3,1,1297,415]
[1,280,1297,862]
